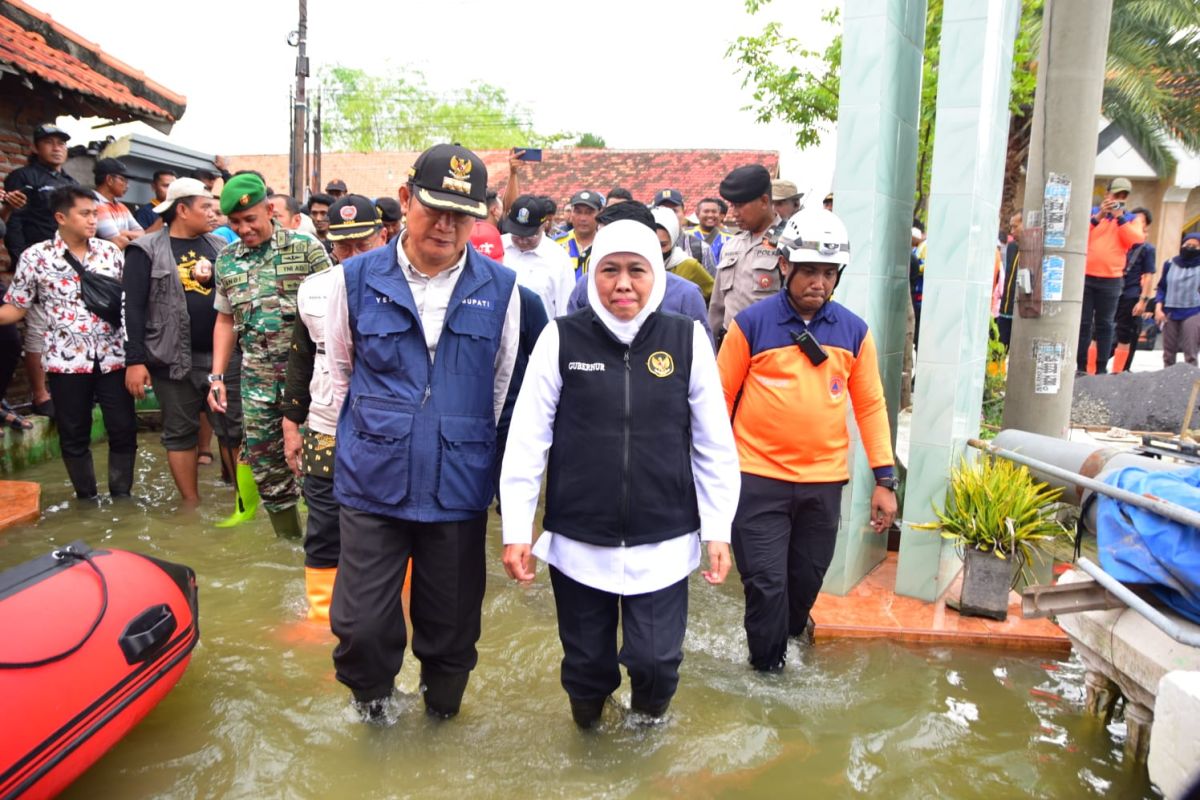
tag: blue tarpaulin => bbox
[1096,466,1200,624]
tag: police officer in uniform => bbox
[208,173,332,537]
[282,195,385,621]
[708,165,784,345]
[323,144,520,721]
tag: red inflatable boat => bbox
[0,542,199,800]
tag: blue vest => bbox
[334,240,516,522]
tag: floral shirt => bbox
[3,233,126,374]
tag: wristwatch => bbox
[206,373,224,384]
[875,476,899,491]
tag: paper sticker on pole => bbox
[1042,173,1070,249]
[1041,255,1065,302]
[1033,340,1066,395]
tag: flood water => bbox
[0,436,1159,799]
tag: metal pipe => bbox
[992,429,1172,506]
[1076,558,1200,647]
[969,437,1200,531]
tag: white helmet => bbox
[776,208,851,266]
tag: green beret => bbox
[220,173,267,216]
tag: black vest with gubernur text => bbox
[543,308,699,547]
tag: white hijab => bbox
[585,220,667,345]
[651,206,689,271]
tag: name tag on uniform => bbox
[221,272,249,289]
[568,361,605,372]
[276,262,312,278]
[462,297,493,310]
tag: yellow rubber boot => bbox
[305,566,337,621]
[216,464,260,528]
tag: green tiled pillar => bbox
[895,0,1022,600]
[822,0,927,595]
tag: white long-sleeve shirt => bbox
[499,319,741,595]
[501,233,576,319]
[325,241,521,424]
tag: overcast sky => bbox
[36,0,840,197]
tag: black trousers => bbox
[732,473,842,671]
[1113,294,1142,351]
[0,323,21,398]
[1077,276,1123,373]
[46,368,137,459]
[302,472,340,568]
[549,566,687,713]
[330,506,487,702]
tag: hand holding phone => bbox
[513,147,542,162]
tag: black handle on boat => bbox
[118,604,178,665]
[0,545,109,670]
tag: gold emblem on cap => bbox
[449,156,473,181]
[239,194,250,206]
[647,351,674,378]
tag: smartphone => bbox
[514,148,542,162]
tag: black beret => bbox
[719,164,772,204]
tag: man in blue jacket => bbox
[323,144,521,721]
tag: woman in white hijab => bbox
[499,220,740,729]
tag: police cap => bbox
[327,194,382,241]
[719,165,772,204]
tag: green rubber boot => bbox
[267,505,303,539]
[216,464,260,528]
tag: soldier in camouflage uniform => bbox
[207,173,330,537]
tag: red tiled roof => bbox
[0,1,185,125]
[229,149,780,209]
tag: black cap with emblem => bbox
[503,194,548,237]
[719,165,772,204]
[326,194,382,241]
[407,143,489,219]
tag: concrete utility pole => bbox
[1003,0,1114,437]
[289,0,309,200]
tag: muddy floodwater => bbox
[0,436,1159,799]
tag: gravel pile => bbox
[1071,364,1200,432]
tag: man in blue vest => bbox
[323,144,521,722]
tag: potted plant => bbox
[914,455,1069,620]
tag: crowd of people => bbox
[12,123,1190,730]
[985,175,1197,373]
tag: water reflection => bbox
[0,437,1157,799]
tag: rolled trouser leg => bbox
[620,576,688,717]
[331,507,412,703]
[732,473,794,671]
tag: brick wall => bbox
[0,84,61,409]
[0,83,61,274]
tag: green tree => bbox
[577,132,607,148]
[728,0,1197,221]
[319,65,574,152]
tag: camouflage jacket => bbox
[214,224,330,396]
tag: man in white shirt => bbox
[323,144,521,722]
[501,195,575,319]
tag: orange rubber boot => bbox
[1111,343,1131,373]
[1086,341,1098,374]
[305,566,337,622]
